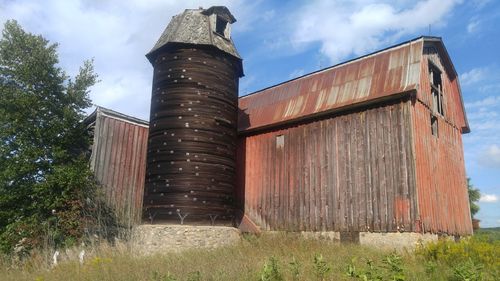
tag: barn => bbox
[236,36,472,238]
[87,6,472,244]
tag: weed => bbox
[187,271,201,281]
[313,253,331,281]
[451,259,483,281]
[288,256,301,281]
[260,256,283,281]
[382,252,405,281]
[151,270,177,281]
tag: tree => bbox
[0,20,99,254]
[467,178,480,218]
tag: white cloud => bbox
[467,19,480,33]
[472,0,492,9]
[465,95,500,109]
[0,0,257,120]
[478,144,500,169]
[480,194,498,203]
[291,0,462,63]
[460,67,487,86]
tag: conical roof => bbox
[146,6,241,64]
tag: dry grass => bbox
[0,232,497,281]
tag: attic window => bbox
[215,16,228,37]
[429,62,444,116]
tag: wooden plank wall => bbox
[90,113,148,227]
[238,100,418,232]
[412,45,472,236]
[412,102,471,235]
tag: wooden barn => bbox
[237,36,472,237]
[85,107,148,227]
[86,7,471,240]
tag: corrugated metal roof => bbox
[237,36,469,134]
[238,37,424,133]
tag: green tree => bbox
[0,20,98,254]
[467,178,480,218]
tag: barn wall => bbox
[90,112,149,226]
[238,100,418,232]
[411,47,472,235]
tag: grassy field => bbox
[1,230,499,281]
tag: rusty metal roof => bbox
[238,36,468,133]
[146,6,241,63]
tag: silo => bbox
[143,6,243,225]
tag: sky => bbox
[1,0,499,227]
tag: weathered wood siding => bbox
[238,100,418,232]
[411,45,472,235]
[90,111,149,226]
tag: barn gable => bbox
[419,37,470,133]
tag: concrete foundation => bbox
[131,224,241,255]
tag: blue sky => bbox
[1,0,498,227]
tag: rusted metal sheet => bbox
[410,47,472,235]
[238,101,418,232]
[87,107,148,226]
[143,46,242,224]
[238,39,423,132]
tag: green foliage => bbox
[0,20,100,254]
[345,253,406,281]
[416,234,500,280]
[260,256,283,281]
[313,253,331,280]
[288,256,301,281]
[382,253,405,281]
[467,178,480,218]
[451,259,483,281]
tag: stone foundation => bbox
[359,232,439,250]
[299,231,439,250]
[131,224,440,255]
[131,224,241,255]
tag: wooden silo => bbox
[143,6,244,224]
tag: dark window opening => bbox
[429,62,444,116]
[431,115,438,137]
[215,16,228,36]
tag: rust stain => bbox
[238,40,423,132]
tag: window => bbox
[430,115,438,137]
[429,62,444,116]
[276,135,284,149]
[215,16,228,36]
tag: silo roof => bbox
[146,6,241,63]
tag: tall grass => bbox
[1,231,498,281]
